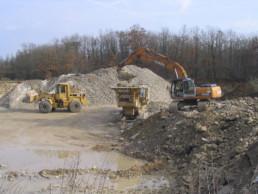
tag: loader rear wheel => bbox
[39,101,52,113]
[69,100,82,113]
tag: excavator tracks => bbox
[169,100,210,112]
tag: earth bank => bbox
[120,98,258,193]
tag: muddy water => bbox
[0,147,144,172]
[0,147,150,193]
[0,105,169,192]
[0,147,169,193]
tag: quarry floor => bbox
[0,104,168,193]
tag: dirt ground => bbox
[0,104,169,193]
[0,104,121,149]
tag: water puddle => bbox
[0,147,144,172]
[0,147,169,193]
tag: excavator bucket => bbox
[26,90,39,103]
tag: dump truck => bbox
[118,48,222,112]
[26,83,89,113]
[112,86,149,119]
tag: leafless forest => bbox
[0,25,257,81]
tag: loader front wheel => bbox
[39,101,52,113]
[69,100,82,113]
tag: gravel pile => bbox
[0,83,18,98]
[0,65,172,108]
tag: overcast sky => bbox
[0,0,257,58]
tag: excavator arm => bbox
[118,48,188,79]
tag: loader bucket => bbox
[26,90,38,103]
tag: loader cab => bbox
[171,78,196,98]
[55,83,70,100]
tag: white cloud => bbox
[234,17,258,32]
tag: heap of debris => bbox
[0,65,172,109]
[0,82,18,98]
[121,97,258,193]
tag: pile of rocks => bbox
[0,82,18,98]
[121,97,258,193]
[0,65,172,108]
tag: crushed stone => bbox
[0,65,172,108]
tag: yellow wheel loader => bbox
[26,83,89,113]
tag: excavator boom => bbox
[119,48,188,79]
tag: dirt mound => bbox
[0,65,172,108]
[0,80,51,108]
[121,97,258,193]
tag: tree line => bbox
[0,25,257,81]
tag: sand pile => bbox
[0,65,172,108]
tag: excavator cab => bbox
[171,78,196,98]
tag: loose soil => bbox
[121,98,258,193]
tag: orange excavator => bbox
[118,48,222,111]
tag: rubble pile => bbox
[0,65,171,108]
[121,97,258,193]
[0,82,18,98]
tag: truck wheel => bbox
[69,100,82,113]
[39,101,52,113]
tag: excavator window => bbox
[183,81,189,90]
[173,80,183,97]
[183,80,195,91]
[176,81,183,90]
[182,80,196,97]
